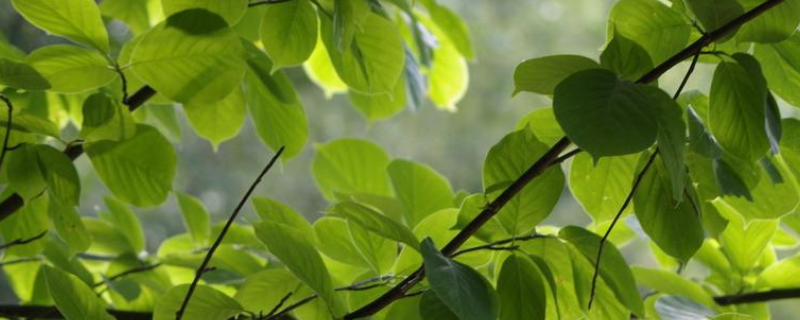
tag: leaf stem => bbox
[0,94,13,176]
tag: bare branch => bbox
[714,288,800,305]
[0,230,48,251]
[175,147,285,320]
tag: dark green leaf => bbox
[42,265,115,320]
[0,58,50,90]
[513,55,599,96]
[497,254,547,320]
[600,32,653,81]
[608,0,691,64]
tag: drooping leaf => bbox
[7,144,80,206]
[684,0,744,34]
[48,199,90,253]
[330,201,420,251]
[260,0,318,70]
[153,284,244,320]
[0,196,49,257]
[608,0,691,64]
[311,138,392,201]
[421,0,474,59]
[175,192,211,245]
[708,53,769,162]
[332,0,370,52]
[600,31,654,81]
[99,0,152,34]
[388,159,454,228]
[515,107,565,147]
[100,196,146,254]
[80,92,136,142]
[26,45,116,93]
[496,254,547,320]
[424,16,469,110]
[130,9,246,104]
[569,153,638,222]
[420,238,498,320]
[0,58,50,90]
[483,130,564,236]
[349,75,406,121]
[42,266,115,320]
[183,87,246,151]
[754,34,800,108]
[559,226,644,317]
[314,216,376,267]
[11,0,109,52]
[639,85,687,200]
[85,124,177,207]
[757,254,800,289]
[161,0,248,26]
[633,156,703,261]
[419,290,459,320]
[714,203,779,272]
[242,41,309,159]
[716,155,799,220]
[513,55,599,96]
[553,68,657,158]
[252,197,315,238]
[255,221,343,315]
[233,269,301,313]
[303,32,349,98]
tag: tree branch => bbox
[92,263,163,288]
[714,288,800,306]
[451,233,546,258]
[175,146,285,320]
[0,94,13,176]
[248,0,294,7]
[0,230,47,251]
[342,1,786,317]
[0,306,153,320]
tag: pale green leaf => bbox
[48,199,90,253]
[260,0,318,70]
[80,92,136,142]
[101,196,146,254]
[311,138,392,201]
[153,284,244,320]
[11,0,109,52]
[0,58,50,90]
[332,0,370,52]
[234,269,301,313]
[99,0,153,34]
[569,153,638,222]
[42,266,114,320]
[85,124,177,207]
[26,45,116,93]
[175,192,211,245]
[754,34,800,108]
[388,159,454,228]
[757,254,800,289]
[0,196,48,257]
[183,86,245,151]
[608,0,691,64]
[252,197,315,239]
[513,55,599,96]
[633,267,716,310]
[303,33,349,98]
[162,0,248,25]
[515,107,565,147]
[330,201,420,251]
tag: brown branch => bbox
[175,146,285,320]
[714,288,800,305]
[0,85,156,223]
[0,305,152,320]
[0,230,47,251]
[0,95,12,175]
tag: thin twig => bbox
[451,234,545,258]
[587,151,658,309]
[672,49,702,100]
[0,256,41,267]
[92,263,162,288]
[175,147,285,320]
[113,64,129,105]
[0,95,13,175]
[714,288,800,305]
[248,0,293,7]
[553,148,582,164]
[264,292,294,319]
[0,230,47,251]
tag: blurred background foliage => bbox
[1,0,798,316]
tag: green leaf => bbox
[11,0,109,52]
[633,156,703,261]
[48,199,91,253]
[709,53,770,162]
[0,196,48,257]
[85,124,177,207]
[311,138,392,201]
[422,1,474,60]
[101,196,146,254]
[26,45,116,93]
[252,197,315,238]
[253,221,343,315]
[7,145,80,206]
[513,55,600,96]
[42,266,114,320]
[515,107,565,147]
[304,33,349,98]
[183,86,246,151]
[714,203,778,272]
[497,254,547,320]
[153,284,244,320]
[130,9,246,104]
[349,75,406,122]
[99,0,152,34]
[330,201,420,251]
[736,0,800,43]
[559,226,644,317]
[332,0,370,52]
[0,58,50,90]
[569,153,638,222]
[608,0,691,64]
[554,68,657,158]
[162,0,248,26]
[314,216,375,267]
[419,290,459,320]
[483,130,564,236]
[684,0,744,34]
[757,254,800,289]
[234,269,301,313]
[243,41,309,159]
[754,34,800,108]
[321,12,405,94]
[80,92,136,142]
[600,32,653,81]
[640,85,687,200]
[421,238,498,320]
[716,156,798,221]
[654,295,715,320]
[260,0,318,70]
[424,16,469,110]
[175,192,211,245]
[388,159,454,228]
